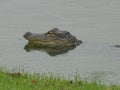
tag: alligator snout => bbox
[23,32,32,37]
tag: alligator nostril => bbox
[23,34,26,37]
[23,32,32,37]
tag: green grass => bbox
[0,68,119,90]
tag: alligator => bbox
[23,28,82,56]
[23,28,82,48]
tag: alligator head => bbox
[23,28,82,47]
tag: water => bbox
[0,0,120,84]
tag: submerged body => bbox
[23,28,82,47]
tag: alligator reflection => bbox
[24,43,76,56]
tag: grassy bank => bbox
[0,69,119,90]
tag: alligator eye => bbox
[66,32,70,35]
[52,28,59,31]
[47,30,55,34]
[64,31,70,35]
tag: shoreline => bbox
[0,68,119,90]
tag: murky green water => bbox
[0,0,120,84]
